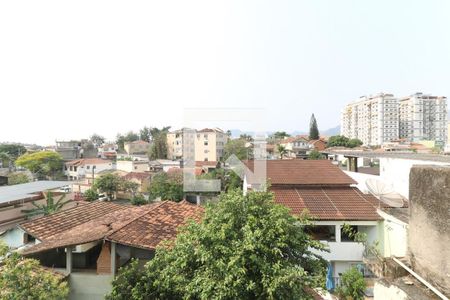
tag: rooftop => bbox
[271,186,384,220]
[322,150,450,163]
[0,181,70,205]
[245,160,356,186]
[65,158,113,166]
[21,201,203,255]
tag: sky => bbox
[1,0,450,145]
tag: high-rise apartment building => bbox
[341,93,399,146]
[399,93,447,143]
[166,128,227,162]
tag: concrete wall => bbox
[409,165,450,296]
[69,273,112,300]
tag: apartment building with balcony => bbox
[341,93,399,146]
[167,128,227,162]
[399,93,448,144]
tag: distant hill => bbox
[322,125,340,136]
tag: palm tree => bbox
[22,191,71,218]
[277,145,288,159]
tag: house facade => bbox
[19,201,203,299]
[243,160,405,284]
[64,158,114,180]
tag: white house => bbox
[243,160,406,284]
[64,158,114,181]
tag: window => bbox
[86,165,90,170]
[341,225,358,242]
[306,225,336,242]
[204,158,208,161]
[204,141,208,146]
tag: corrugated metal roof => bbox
[0,181,71,204]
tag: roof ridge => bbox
[106,201,168,238]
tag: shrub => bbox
[84,188,99,201]
[336,267,366,300]
[131,194,147,206]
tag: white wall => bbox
[377,210,408,258]
[379,158,450,198]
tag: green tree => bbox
[277,144,288,159]
[139,126,152,143]
[107,190,327,300]
[7,172,30,185]
[15,151,63,179]
[90,133,105,147]
[94,173,123,200]
[116,131,140,151]
[0,242,69,300]
[149,133,168,160]
[309,114,320,140]
[327,136,363,148]
[84,188,99,201]
[0,144,27,159]
[0,152,13,171]
[327,135,350,147]
[22,191,70,218]
[336,267,366,300]
[198,168,242,192]
[272,131,291,140]
[148,172,183,201]
[130,193,147,206]
[347,138,363,148]
[148,127,171,160]
[239,133,254,142]
[121,180,140,198]
[223,138,250,161]
[308,150,324,160]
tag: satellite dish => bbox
[365,178,405,208]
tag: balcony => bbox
[312,241,365,261]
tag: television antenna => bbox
[365,178,405,208]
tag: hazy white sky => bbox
[1,0,449,145]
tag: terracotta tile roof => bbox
[65,158,113,167]
[107,201,203,250]
[20,201,203,255]
[21,204,151,255]
[245,160,356,186]
[20,201,126,240]
[271,186,382,220]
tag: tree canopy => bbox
[148,172,183,201]
[327,135,363,148]
[7,172,30,185]
[0,143,27,159]
[223,138,250,161]
[94,173,123,200]
[308,150,324,160]
[0,242,69,299]
[309,114,319,140]
[107,190,327,300]
[148,127,171,160]
[90,133,105,147]
[15,151,63,179]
